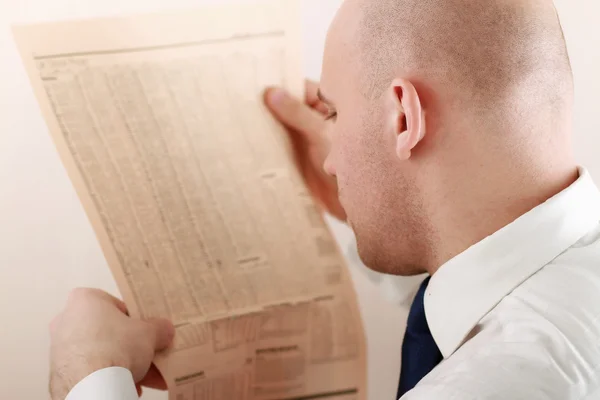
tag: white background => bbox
[0,1,598,399]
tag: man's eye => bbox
[325,111,338,121]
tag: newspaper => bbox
[13,1,366,399]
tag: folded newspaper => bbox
[13,1,366,399]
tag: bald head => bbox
[319,0,578,275]
[356,0,573,111]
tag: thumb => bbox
[144,318,175,351]
[264,87,326,142]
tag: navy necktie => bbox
[396,277,443,399]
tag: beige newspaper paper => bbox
[13,1,366,399]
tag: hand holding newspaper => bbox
[13,1,366,399]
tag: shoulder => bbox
[404,230,600,400]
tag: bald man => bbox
[50,0,600,399]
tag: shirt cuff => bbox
[65,367,138,400]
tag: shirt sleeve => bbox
[65,367,138,400]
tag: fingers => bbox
[144,318,176,351]
[304,79,319,104]
[264,87,327,142]
[304,79,328,115]
[66,288,174,351]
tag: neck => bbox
[424,159,578,275]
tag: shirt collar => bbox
[425,166,600,358]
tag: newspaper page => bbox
[13,1,366,399]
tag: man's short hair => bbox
[357,0,573,112]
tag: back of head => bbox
[320,0,577,274]
[359,0,573,111]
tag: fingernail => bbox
[268,88,286,106]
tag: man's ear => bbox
[385,78,426,160]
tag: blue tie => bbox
[396,277,443,399]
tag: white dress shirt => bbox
[404,166,600,399]
[65,167,600,400]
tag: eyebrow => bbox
[317,89,334,105]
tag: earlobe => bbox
[387,79,425,161]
